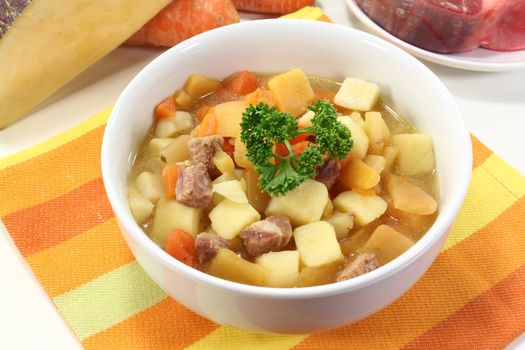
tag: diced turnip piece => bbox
[212,180,248,204]
[183,73,220,99]
[326,211,354,240]
[333,191,387,226]
[212,149,235,174]
[243,168,270,214]
[268,69,315,117]
[265,179,329,227]
[339,158,380,190]
[128,187,154,224]
[209,199,260,239]
[385,196,436,234]
[364,111,390,155]
[391,134,435,175]
[363,225,414,264]
[214,100,246,137]
[298,110,315,128]
[159,134,191,164]
[383,146,399,173]
[151,196,203,245]
[135,171,162,203]
[155,111,195,138]
[334,77,380,111]
[212,172,237,185]
[299,262,342,287]
[207,249,267,286]
[384,175,437,215]
[149,137,175,154]
[349,111,365,128]
[364,155,386,175]
[337,116,369,160]
[294,221,344,268]
[255,250,300,288]
[173,89,193,109]
[322,200,334,219]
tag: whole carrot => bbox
[232,0,314,14]
[127,0,240,47]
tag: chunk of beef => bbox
[176,163,212,208]
[315,158,340,191]
[336,253,380,282]
[239,215,292,257]
[195,233,230,264]
[189,135,224,169]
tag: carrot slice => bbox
[223,137,235,158]
[244,88,276,107]
[292,140,311,156]
[154,97,177,119]
[228,71,258,95]
[195,104,212,122]
[232,0,314,14]
[162,164,179,197]
[198,110,218,137]
[165,229,197,267]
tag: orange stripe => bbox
[403,264,525,350]
[82,297,219,350]
[2,177,114,256]
[25,218,133,297]
[471,135,491,169]
[293,197,525,350]
[0,126,104,216]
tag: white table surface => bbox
[1,2,524,349]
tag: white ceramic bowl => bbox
[101,20,471,334]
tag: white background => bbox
[1,2,524,349]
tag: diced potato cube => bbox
[322,200,334,219]
[151,196,203,245]
[268,69,315,117]
[333,191,387,226]
[232,168,245,180]
[183,73,220,99]
[299,262,342,287]
[173,89,193,109]
[265,179,328,227]
[212,172,237,185]
[128,187,154,224]
[337,116,369,160]
[255,250,300,288]
[364,155,386,175]
[326,211,354,239]
[159,134,191,164]
[392,134,435,175]
[207,249,267,286]
[212,180,248,204]
[340,158,380,190]
[334,77,380,111]
[383,146,399,173]
[243,168,270,214]
[363,225,414,264]
[135,171,163,203]
[384,175,437,215]
[155,111,195,138]
[233,137,252,169]
[149,138,175,154]
[364,111,390,155]
[298,110,315,128]
[214,100,246,138]
[212,150,235,174]
[349,111,364,128]
[210,199,260,239]
[294,221,344,267]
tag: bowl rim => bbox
[102,19,472,299]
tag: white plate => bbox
[345,0,525,72]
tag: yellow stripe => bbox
[482,154,525,199]
[0,106,110,170]
[53,261,166,341]
[443,155,523,250]
[186,327,307,350]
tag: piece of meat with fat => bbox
[315,157,340,191]
[356,0,525,53]
[195,233,230,264]
[189,135,224,170]
[240,215,293,257]
[336,253,380,281]
[176,163,212,208]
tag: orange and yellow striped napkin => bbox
[1,107,524,349]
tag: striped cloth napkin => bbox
[1,107,524,349]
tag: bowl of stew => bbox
[101,19,471,334]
